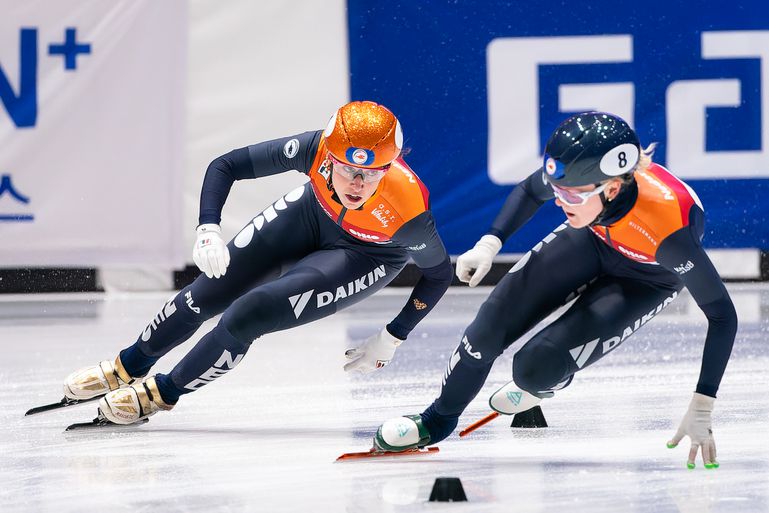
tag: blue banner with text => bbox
[348,0,769,252]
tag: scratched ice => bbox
[1,285,767,512]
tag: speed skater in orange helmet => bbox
[58,100,453,427]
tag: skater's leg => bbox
[375,224,603,450]
[151,246,406,404]
[65,185,319,400]
[511,276,683,393]
[424,225,602,437]
[118,186,321,377]
[484,275,682,416]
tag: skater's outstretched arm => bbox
[656,206,737,469]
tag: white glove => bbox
[192,224,230,279]
[455,234,502,287]
[344,327,403,374]
[667,392,718,469]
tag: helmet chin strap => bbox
[589,191,611,227]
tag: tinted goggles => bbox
[328,154,390,183]
[550,182,609,206]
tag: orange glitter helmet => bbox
[323,101,403,168]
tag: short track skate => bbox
[336,446,439,461]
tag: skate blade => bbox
[336,446,439,461]
[65,416,150,431]
[25,396,100,416]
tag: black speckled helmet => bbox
[543,112,641,187]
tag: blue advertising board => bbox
[348,0,769,253]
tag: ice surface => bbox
[1,285,767,512]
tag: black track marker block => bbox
[511,405,548,428]
[429,477,468,502]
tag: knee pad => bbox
[513,341,569,394]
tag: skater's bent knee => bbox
[513,342,569,393]
[220,291,281,345]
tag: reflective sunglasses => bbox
[328,154,390,183]
[550,181,609,206]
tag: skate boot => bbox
[98,376,173,425]
[488,380,554,415]
[64,355,140,401]
[373,414,431,452]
